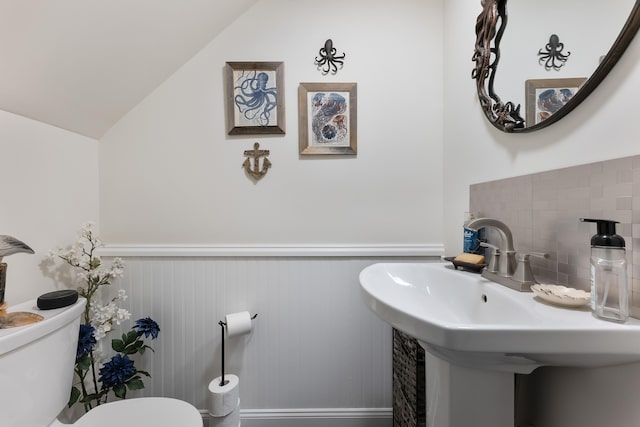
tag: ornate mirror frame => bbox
[472,0,640,133]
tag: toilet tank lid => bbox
[0,298,86,356]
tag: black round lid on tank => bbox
[580,218,625,248]
[37,289,79,310]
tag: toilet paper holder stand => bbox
[217,313,257,387]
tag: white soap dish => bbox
[531,284,590,308]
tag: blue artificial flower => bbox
[77,324,96,360]
[134,317,160,339]
[99,354,136,389]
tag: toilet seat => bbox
[71,397,202,427]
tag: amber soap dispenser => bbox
[580,218,628,322]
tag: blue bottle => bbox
[463,212,481,254]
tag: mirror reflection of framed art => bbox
[525,77,587,125]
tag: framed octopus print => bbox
[298,82,357,155]
[225,61,285,135]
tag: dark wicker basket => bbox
[393,329,426,427]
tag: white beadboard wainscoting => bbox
[100,244,442,427]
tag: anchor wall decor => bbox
[242,142,271,180]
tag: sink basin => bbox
[359,262,640,373]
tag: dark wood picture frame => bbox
[225,61,285,135]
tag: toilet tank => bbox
[0,298,86,427]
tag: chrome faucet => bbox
[466,217,540,292]
[466,217,516,274]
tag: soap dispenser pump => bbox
[580,218,628,322]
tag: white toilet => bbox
[0,297,203,427]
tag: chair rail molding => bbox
[99,243,444,258]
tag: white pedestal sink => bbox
[359,262,640,427]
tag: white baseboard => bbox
[202,408,393,427]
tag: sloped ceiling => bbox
[0,0,258,139]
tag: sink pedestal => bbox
[424,348,514,427]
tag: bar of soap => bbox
[454,253,485,264]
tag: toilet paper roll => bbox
[208,374,239,417]
[225,311,252,337]
[209,399,241,427]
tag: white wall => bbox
[0,111,99,303]
[95,1,443,424]
[107,255,398,421]
[99,0,444,247]
[443,0,640,254]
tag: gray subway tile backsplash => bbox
[470,154,640,318]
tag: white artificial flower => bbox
[51,222,160,411]
[88,269,103,281]
[89,298,131,337]
[115,308,131,325]
[79,221,95,235]
[109,258,125,278]
[93,326,106,341]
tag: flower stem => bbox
[89,350,101,406]
[76,367,93,413]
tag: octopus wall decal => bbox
[314,39,346,75]
[537,34,571,71]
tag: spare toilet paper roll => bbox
[208,374,239,417]
[209,399,241,427]
[225,311,252,337]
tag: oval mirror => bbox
[472,0,640,132]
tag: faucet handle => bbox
[517,252,550,262]
[513,252,549,285]
[480,242,499,252]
